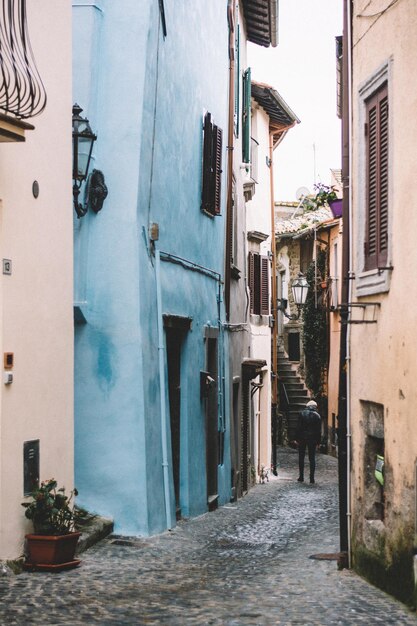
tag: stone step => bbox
[277,370,297,378]
[282,380,305,389]
[287,396,310,407]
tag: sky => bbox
[248,0,343,201]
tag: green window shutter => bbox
[234,25,240,137]
[242,67,251,164]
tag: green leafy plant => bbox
[22,479,78,535]
[302,250,328,402]
[302,183,337,212]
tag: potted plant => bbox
[22,479,81,570]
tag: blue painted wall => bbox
[73,0,231,535]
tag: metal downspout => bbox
[346,0,353,568]
[337,0,351,564]
[155,249,173,530]
[269,132,279,464]
[269,0,279,47]
[225,0,236,321]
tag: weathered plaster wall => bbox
[350,0,417,605]
[73,0,231,535]
[0,0,73,558]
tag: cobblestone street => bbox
[1,448,416,625]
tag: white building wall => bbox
[0,0,73,559]
[246,104,272,472]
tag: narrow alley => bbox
[1,448,415,626]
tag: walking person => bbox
[296,400,322,484]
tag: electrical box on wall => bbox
[3,371,13,384]
[4,352,13,369]
[23,440,39,496]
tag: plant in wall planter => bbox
[22,479,81,571]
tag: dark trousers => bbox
[298,439,317,479]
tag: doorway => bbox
[205,335,219,510]
[166,329,182,519]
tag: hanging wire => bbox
[0,0,47,118]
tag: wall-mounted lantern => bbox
[72,103,107,218]
[278,272,309,321]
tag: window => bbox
[248,252,269,315]
[201,112,223,216]
[364,83,388,271]
[242,68,251,164]
[356,59,392,296]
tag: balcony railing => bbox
[0,0,46,119]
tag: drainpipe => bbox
[337,0,352,565]
[225,0,236,321]
[269,131,279,466]
[155,248,173,531]
[268,0,279,47]
[346,0,353,568]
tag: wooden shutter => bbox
[213,125,223,215]
[248,252,255,314]
[379,93,388,263]
[201,112,213,213]
[260,256,269,315]
[253,253,261,315]
[201,113,222,216]
[365,84,388,270]
[242,68,251,164]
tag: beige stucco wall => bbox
[350,0,417,560]
[0,0,73,559]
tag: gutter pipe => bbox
[269,131,279,464]
[155,248,173,531]
[346,0,353,568]
[337,0,352,564]
[269,0,279,47]
[225,0,236,321]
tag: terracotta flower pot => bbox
[25,531,81,566]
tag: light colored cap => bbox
[306,400,318,408]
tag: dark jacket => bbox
[296,407,321,444]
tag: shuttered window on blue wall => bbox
[201,111,223,216]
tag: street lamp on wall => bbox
[72,103,107,218]
[277,272,309,321]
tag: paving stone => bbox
[0,447,416,624]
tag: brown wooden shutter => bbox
[213,125,223,215]
[253,253,261,315]
[201,112,213,213]
[248,252,255,314]
[260,256,269,315]
[379,92,388,264]
[201,113,222,216]
[365,84,388,270]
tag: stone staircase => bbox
[277,348,311,441]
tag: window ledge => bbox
[243,180,256,202]
[356,268,392,297]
